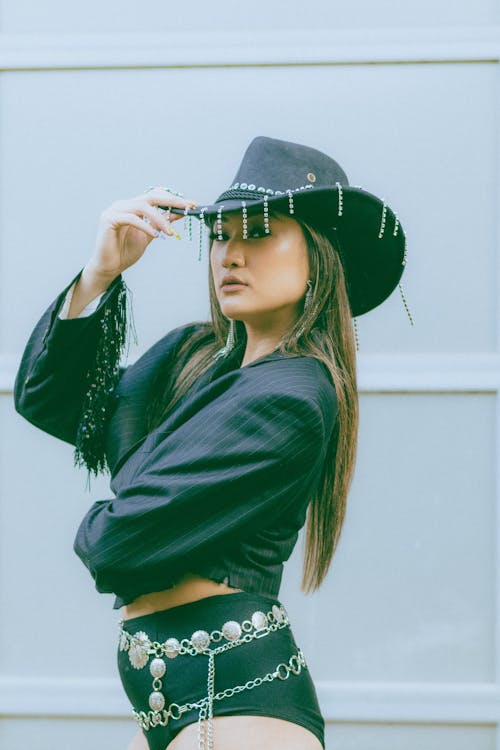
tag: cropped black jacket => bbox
[13,267,338,610]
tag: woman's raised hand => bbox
[87,188,198,279]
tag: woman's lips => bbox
[221,283,248,291]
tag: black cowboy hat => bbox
[166,135,409,319]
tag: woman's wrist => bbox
[66,264,120,318]
[82,260,121,287]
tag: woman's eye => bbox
[249,228,268,238]
[209,227,269,241]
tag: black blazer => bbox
[14,267,338,609]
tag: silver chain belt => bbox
[117,601,307,750]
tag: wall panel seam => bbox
[0,27,498,69]
[0,677,499,722]
[3,355,500,392]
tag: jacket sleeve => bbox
[73,374,337,601]
[13,266,135,482]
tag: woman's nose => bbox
[222,237,246,259]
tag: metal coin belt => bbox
[117,602,308,750]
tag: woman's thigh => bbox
[125,716,323,750]
[126,728,149,750]
[169,715,323,750]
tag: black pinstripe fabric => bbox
[14,268,338,610]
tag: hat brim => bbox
[167,186,407,318]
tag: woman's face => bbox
[209,209,310,331]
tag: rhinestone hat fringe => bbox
[71,180,411,482]
[73,276,138,490]
[172,181,414,356]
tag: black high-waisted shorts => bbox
[116,591,325,750]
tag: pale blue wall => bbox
[1,2,499,748]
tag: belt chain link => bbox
[117,602,307,750]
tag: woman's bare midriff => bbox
[120,572,244,621]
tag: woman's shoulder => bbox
[115,321,211,395]
[133,320,211,365]
[236,352,338,420]
[241,349,334,385]
[158,319,211,347]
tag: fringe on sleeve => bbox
[73,277,138,490]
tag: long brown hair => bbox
[144,210,359,593]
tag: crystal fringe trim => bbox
[73,277,138,489]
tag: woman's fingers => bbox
[113,211,164,240]
[112,199,179,237]
[136,203,177,236]
[105,188,199,243]
[143,187,198,223]
[144,187,197,210]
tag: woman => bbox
[13,135,410,750]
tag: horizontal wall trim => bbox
[2,353,500,393]
[0,27,498,70]
[316,680,500,724]
[0,677,499,723]
[356,353,500,391]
